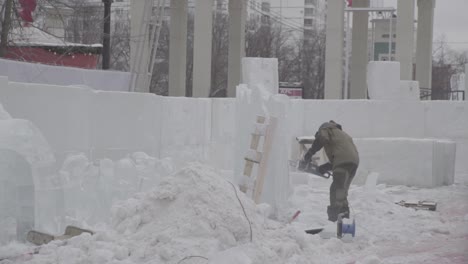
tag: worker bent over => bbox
[302,121,359,222]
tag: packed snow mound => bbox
[112,163,254,242]
[10,163,318,264]
[107,163,318,263]
[110,163,256,261]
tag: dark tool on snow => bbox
[305,228,324,235]
[27,226,94,246]
[396,200,437,211]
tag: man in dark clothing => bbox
[302,121,359,222]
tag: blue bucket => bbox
[341,219,355,237]
[337,214,356,238]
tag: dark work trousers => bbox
[330,163,358,208]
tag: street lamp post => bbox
[102,0,113,69]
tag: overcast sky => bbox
[385,0,468,51]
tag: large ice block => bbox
[400,80,420,101]
[242,58,279,95]
[302,100,424,138]
[159,97,211,164]
[0,82,91,161]
[0,58,131,91]
[210,98,236,170]
[423,101,468,139]
[367,61,401,100]
[89,91,161,160]
[354,138,456,187]
[0,149,33,243]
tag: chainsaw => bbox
[290,159,333,179]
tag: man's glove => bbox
[303,150,314,163]
[298,159,308,171]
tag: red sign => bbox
[279,88,303,99]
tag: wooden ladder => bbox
[240,115,277,203]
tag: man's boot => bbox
[339,206,350,219]
[327,206,338,222]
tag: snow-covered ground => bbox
[1,163,467,264]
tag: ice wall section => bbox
[354,138,456,187]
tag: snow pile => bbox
[110,163,256,261]
[10,163,317,264]
[109,163,309,263]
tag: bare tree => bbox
[300,26,326,99]
[431,34,468,99]
[150,20,169,95]
[110,11,130,71]
[210,9,229,97]
[0,0,14,57]
[185,11,194,97]
[58,0,103,44]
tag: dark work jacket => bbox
[306,122,359,168]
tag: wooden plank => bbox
[241,115,267,195]
[253,123,267,136]
[250,134,261,149]
[243,160,254,177]
[250,116,265,149]
[253,117,277,203]
[245,149,263,163]
[256,115,266,124]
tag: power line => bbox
[249,1,307,29]
[248,1,306,33]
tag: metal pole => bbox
[371,21,375,60]
[0,0,14,57]
[147,0,167,91]
[130,0,151,92]
[102,0,112,69]
[344,11,351,99]
[388,12,393,60]
[145,0,162,89]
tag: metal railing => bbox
[420,88,465,101]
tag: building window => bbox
[381,34,397,39]
[261,2,270,12]
[250,1,255,9]
[304,18,313,26]
[304,7,314,16]
[305,0,316,5]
